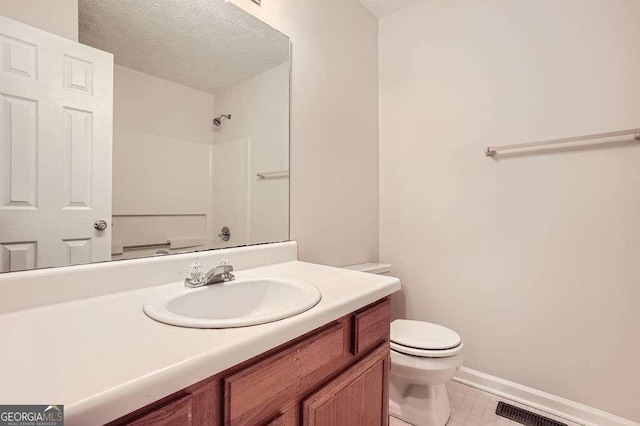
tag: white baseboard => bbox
[454,367,639,426]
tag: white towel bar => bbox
[256,171,290,179]
[486,128,640,156]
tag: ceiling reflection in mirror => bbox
[0,0,290,273]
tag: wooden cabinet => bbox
[224,320,352,425]
[110,298,390,426]
[126,395,193,426]
[302,345,390,426]
[265,405,299,426]
[354,299,391,355]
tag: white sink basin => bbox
[143,278,321,328]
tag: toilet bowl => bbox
[343,264,463,426]
[389,319,464,426]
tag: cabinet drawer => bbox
[224,319,352,425]
[354,299,391,355]
[126,395,193,426]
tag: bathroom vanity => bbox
[110,298,391,426]
[0,243,401,425]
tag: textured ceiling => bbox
[358,0,424,18]
[79,0,289,94]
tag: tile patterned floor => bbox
[390,380,582,426]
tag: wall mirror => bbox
[0,0,291,273]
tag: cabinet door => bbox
[302,344,389,426]
[224,320,352,425]
[108,380,220,426]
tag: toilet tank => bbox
[343,263,392,275]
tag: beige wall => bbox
[232,0,380,267]
[0,0,78,40]
[379,0,640,421]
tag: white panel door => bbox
[0,16,113,272]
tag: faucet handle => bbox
[215,259,233,268]
[185,260,206,287]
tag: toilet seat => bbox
[391,319,463,358]
[391,341,464,358]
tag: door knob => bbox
[94,220,108,231]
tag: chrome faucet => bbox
[185,259,235,288]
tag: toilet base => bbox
[389,379,451,426]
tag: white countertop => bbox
[0,261,400,425]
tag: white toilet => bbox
[345,263,464,426]
[389,319,464,426]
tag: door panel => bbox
[1,94,37,208]
[62,107,94,209]
[0,15,113,269]
[303,344,390,426]
[63,238,92,266]
[0,241,36,272]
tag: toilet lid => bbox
[391,319,461,350]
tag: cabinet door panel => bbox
[225,319,352,425]
[303,344,389,426]
[108,379,220,426]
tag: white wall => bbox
[214,62,290,246]
[112,65,216,256]
[210,139,251,249]
[232,0,380,266]
[379,0,640,421]
[0,0,78,41]
[113,65,215,145]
